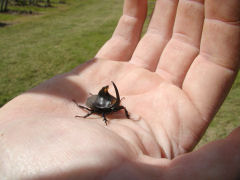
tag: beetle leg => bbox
[72,99,92,111]
[102,113,108,125]
[75,111,94,119]
[118,106,130,119]
[78,105,92,111]
[83,111,94,118]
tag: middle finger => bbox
[130,0,179,71]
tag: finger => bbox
[183,0,240,126]
[96,0,147,61]
[130,0,178,71]
[156,0,204,86]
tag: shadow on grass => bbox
[1,9,37,15]
[0,22,8,27]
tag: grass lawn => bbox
[0,0,239,147]
[0,0,122,105]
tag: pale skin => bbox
[0,0,240,179]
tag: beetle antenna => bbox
[111,81,120,102]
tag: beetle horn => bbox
[111,81,120,102]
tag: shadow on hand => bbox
[26,60,97,103]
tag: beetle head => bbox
[98,85,109,96]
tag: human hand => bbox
[0,0,239,179]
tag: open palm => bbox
[0,0,239,179]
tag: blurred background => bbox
[0,0,239,148]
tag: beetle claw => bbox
[104,119,108,125]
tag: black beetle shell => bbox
[86,87,117,110]
[86,95,115,109]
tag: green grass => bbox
[0,0,239,147]
[0,0,122,106]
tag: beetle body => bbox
[74,81,129,125]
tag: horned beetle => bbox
[73,81,129,125]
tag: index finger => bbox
[96,0,147,61]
